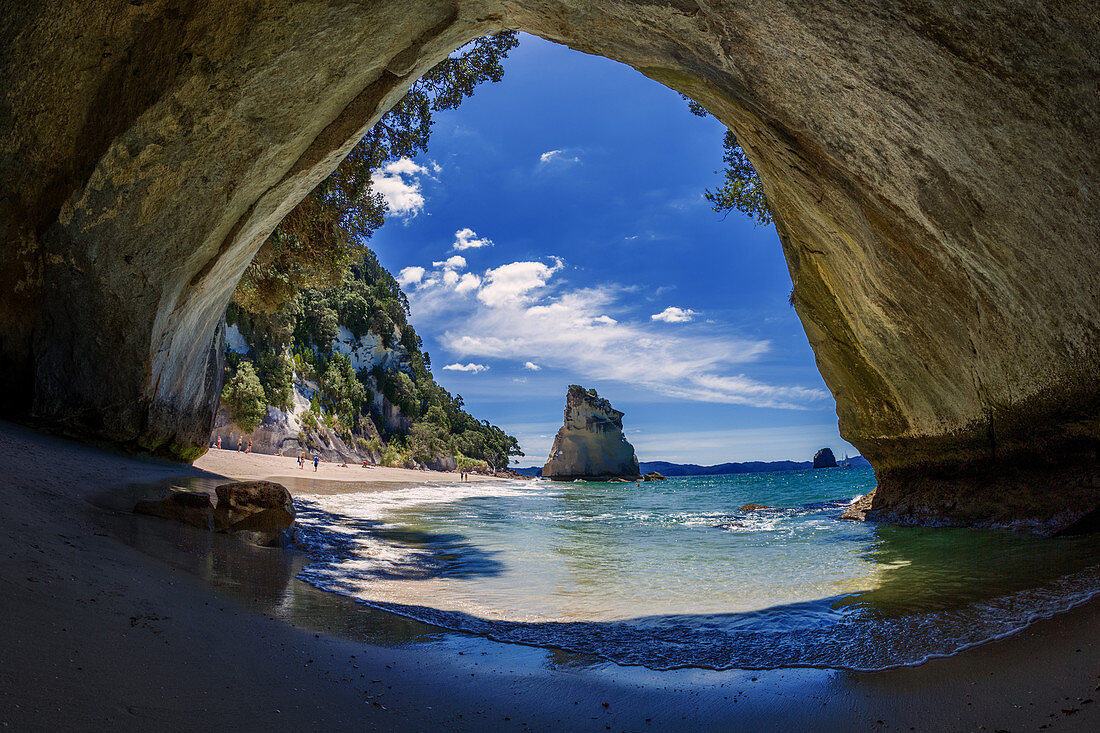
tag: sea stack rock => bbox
[813,448,838,468]
[543,386,641,481]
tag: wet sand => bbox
[1,420,1097,731]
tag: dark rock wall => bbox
[1,1,1097,528]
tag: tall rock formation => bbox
[543,386,641,481]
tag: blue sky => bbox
[367,34,858,466]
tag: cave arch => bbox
[1,1,1097,530]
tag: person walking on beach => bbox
[237,437,242,452]
[216,437,221,449]
[313,454,319,472]
[246,438,252,454]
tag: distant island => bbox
[517,453,871,477]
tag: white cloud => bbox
[396,266,425,287]
[432,255,467,270]
[370,158,428,218]
[401,253,827,410]
[539,149,580,165]
[442,362,490,374]
[454,273,481,295]
[477,258,563,308]
[651,306,697,323]
[452,227,494,251]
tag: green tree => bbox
[254,349,294,410]
[221,361,267,432]
[294,289,340,349]
[320,352,367,421]
[705,130,773,225]
[682,95,773,225]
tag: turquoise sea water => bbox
[291,468,1100,671]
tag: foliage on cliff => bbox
[221,31,522,470]
[682,96,773,225]
[705,130,773,226]
[224,250,522,469]
[221,361,267,433]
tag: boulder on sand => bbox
[134,491,215,530]
[214,481,296,546]
[134,481,295,546]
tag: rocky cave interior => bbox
[1,0,1096,532]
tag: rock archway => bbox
[1,1,1097,530]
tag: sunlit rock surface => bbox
[1,1,1097,529]
[544,386,641,481]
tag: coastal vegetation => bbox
[219,32,523,471]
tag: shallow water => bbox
[286,468,1100,671]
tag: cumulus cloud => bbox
[477,258,563,308]
[432,255,467,270]
[651,306,697,323]
[452,227,494,251]
[442,362,490,374]
[396,266,425,287]
[370,158,428,218]
[454,273,482,295]
[399,251,827,409]
[539,149,580,165]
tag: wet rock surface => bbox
[134,491,215,531]
[134,481,295,546]
[839,490,877,522]
[2,1,1098,528]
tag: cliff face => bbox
[543,386,641,481]
[1,1,1097,529]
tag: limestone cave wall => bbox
[1,1,1096,527]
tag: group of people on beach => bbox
[296,452,319,471]
[211,436,252,453]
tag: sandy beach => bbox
[193,446,508,489]
[1,419,1098,732]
